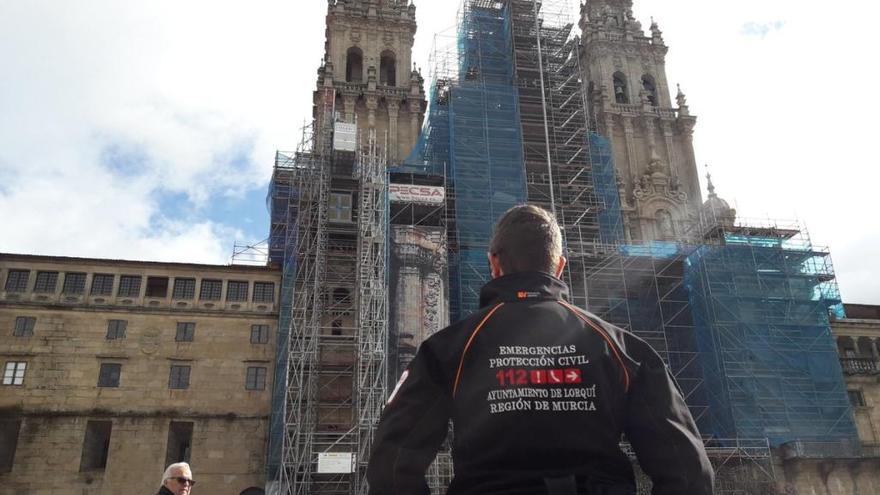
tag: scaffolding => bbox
[685,220,858,446]
[268,122,330,494]
[353,130,390,494]
[268,83,390,493]
[508,0,612,312]
[580,243,711,432]
[417,0,528,322]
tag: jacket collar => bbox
[479,271,570,308]
[157,486,175,495]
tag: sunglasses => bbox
[171,477,197,486]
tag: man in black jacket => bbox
[367,205,714,494]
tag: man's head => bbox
[162,462,195,495]
[488,204,565,279]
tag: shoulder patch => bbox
[386,369,409,405]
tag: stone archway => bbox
[239,488,264,495]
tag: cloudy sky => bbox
[1,0,877,304]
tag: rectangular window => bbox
[145,276,169,298]
[117,275,142,298]
[246,366,267,391]
[328,192,353,222]
[97,363,121,388]
[848,390,867,408]
[4,270,29,292]
[226,281,249,302]
[13,317,35,337]
[199,279,222,301]
[0,419,21,474]
[33,271,59,293]
[106,320,127,340]
[79,421,112,472]
[3,362,27,386]
[62,272,87,294]
[250,324,270,344]
[164,421,194,465]
[90,274,115,296]
[253,282,275,303]
[172,278,196,300]
[175,322,195,342]
[169,365,191,389]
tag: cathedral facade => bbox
[580,0,704,242]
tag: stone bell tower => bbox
[580,0,701,242]
[315,0,427,163]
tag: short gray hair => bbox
[162,462,191,484]
[489,204,562,275]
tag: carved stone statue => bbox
[656,209,674,238]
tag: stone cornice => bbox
[584,35,668,57]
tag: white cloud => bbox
[740,21,786,39]
[0,0,309,263]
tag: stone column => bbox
[387,99,400,163]
[366,95,378,130]
[662,121,678,176]
[603,115,616,152]
[343,95,357,123]
[408,100,421,149]
[642,115,657,159]
[622,117,639,182]
[678,119,699,201]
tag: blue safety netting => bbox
[685,236,857,446]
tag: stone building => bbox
[0,253,280,494]
[835,304,880,445]
[773,304,880,494]
[580,0,701,242]
[315,0,427,162]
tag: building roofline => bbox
[0,252,281,273]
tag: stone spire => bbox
[676,84,689,116]
[701,165,736,227]
[650,17,664,43]
[706,168,716,197]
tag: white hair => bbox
[162,462,191,484]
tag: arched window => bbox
[642,74,658,106]
[380,50,397,86]
[612,72,629,104]
[346,47,363,83]
[856,336,875,358]
[837,336,856,357]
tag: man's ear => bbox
[554,256,567,279]
[487,252,504,279]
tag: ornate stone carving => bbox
[633,166,687,204]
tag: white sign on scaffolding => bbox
[389,184,446,205]
[333,122,357,152]
[317,452,355,474]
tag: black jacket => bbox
[367,271,714,495]
[156,486,175,495]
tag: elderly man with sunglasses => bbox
[157,462,196,495]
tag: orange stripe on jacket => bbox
[452,303,505,397]
[558,300,631,393]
